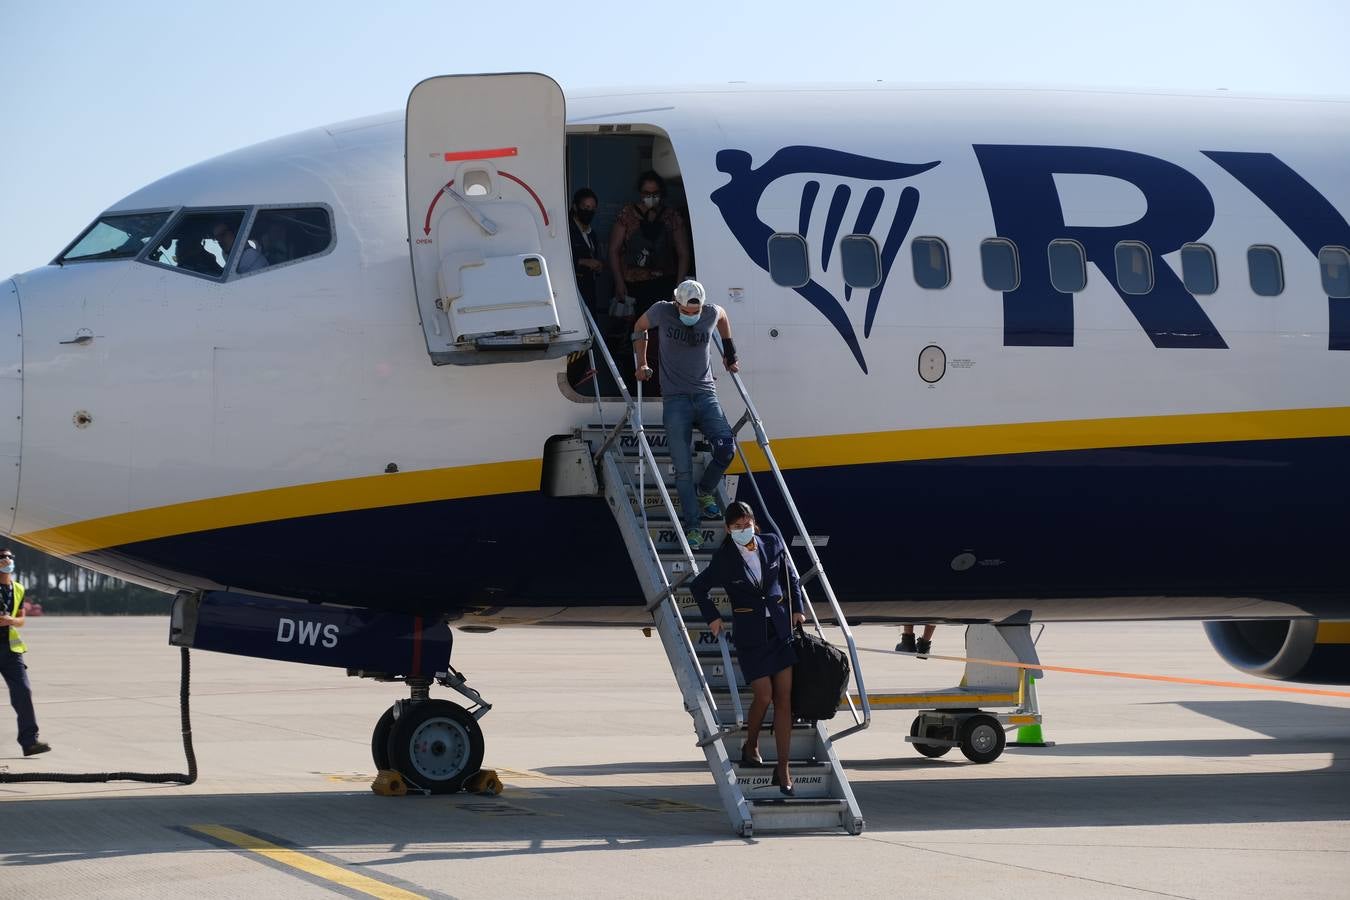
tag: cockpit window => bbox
[145,210,246,279]
[237,207,334,274]
[59,211,171,263]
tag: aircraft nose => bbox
[0,279,20,535]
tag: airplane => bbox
[4,75,1349,813]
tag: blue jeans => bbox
[1,649,39,749]
[662,392,736,531]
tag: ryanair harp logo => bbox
[712,147,940,372]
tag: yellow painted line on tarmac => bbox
[189,825,425,900]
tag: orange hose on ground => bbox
[873,648,1350,699]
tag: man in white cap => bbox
[633,280,740,550]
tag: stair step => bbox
[646,522,726,552]
[734,765,835,799]
[595,428,862,837]
[745,799,858,834]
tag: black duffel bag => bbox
[790,627,850,721]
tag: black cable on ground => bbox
[0,646,197,785]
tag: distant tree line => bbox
[5,544,172,615]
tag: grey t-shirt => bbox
[647,301,719,396]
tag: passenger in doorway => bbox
[564,187,607,330]
[897,624,936,657]
[691,502,806,796]
[633,279,737,550]
[175,231,223,277]
[0,548,50,756]
[610,171,691,383]
[212,221,268,274]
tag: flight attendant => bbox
[690,502,806,795]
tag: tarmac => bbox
[1,617,1347,899]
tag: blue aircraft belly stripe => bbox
[79,435,1350,616]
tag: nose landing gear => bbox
[366,667,491,794]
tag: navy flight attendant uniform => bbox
[690,532,804,682]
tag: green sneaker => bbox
[696,492,722,520]
[684,527,707,551]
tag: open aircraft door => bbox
[406,73,589,365]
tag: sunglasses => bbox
[0,554,13,560]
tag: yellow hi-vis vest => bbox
[6,581,25,653]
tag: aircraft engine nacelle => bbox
[1203,620,1350,685]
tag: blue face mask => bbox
[679,310,701,326]
[729,527,755,546]
[0,563,14,574]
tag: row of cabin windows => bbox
[58,206,334,281]
[766,234,1350,299]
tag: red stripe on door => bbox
[443,146,519,162]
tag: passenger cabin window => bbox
[1247,245,1284,296]
[767,233,810,288]
[59,211,171,263]
[238,207,334,274]
[1047,239,1087,293]
[1318,246,1350,298]
[840,235,881,289]
[1114,241,1154,295]
[1180,243,1218,295]
[911,237,950,289]
[979,238,1020,291]
[145,210,246,279]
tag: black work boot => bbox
[896,633,916,653]
[23,741,51,756]
[915,638,932,658]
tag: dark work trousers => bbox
[1,648,39,749]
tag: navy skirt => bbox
[737,619,798,683]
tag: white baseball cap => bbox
[673,279,706,306]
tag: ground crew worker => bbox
[897,624,937,656]
[633,279,738,550]
[0,548,50,756]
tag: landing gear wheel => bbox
[910,716,952,759]
[958,714,1006,764]
[371,705,396,771]
[387,699,485,794]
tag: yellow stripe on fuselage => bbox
[18,458,542,557]
[15,405,1350,556]
[740,405,1350,471]
[1316,622,1350,644]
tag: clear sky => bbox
[2,0,1346,278]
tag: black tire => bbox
[387,699,485,794]
[958,714,1006,764]
[371,705,396,771]
[910,715,952,759]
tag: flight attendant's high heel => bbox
[770,764,795,797]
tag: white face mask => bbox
[642,195,660,209]
[729,526,755,546]
[0,563,14,574]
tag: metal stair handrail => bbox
[580,307,736,729]
[713,335,872,741]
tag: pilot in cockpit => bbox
[213,221,268,274]
[174,229,223,277]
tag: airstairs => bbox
[576,311,871,836]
